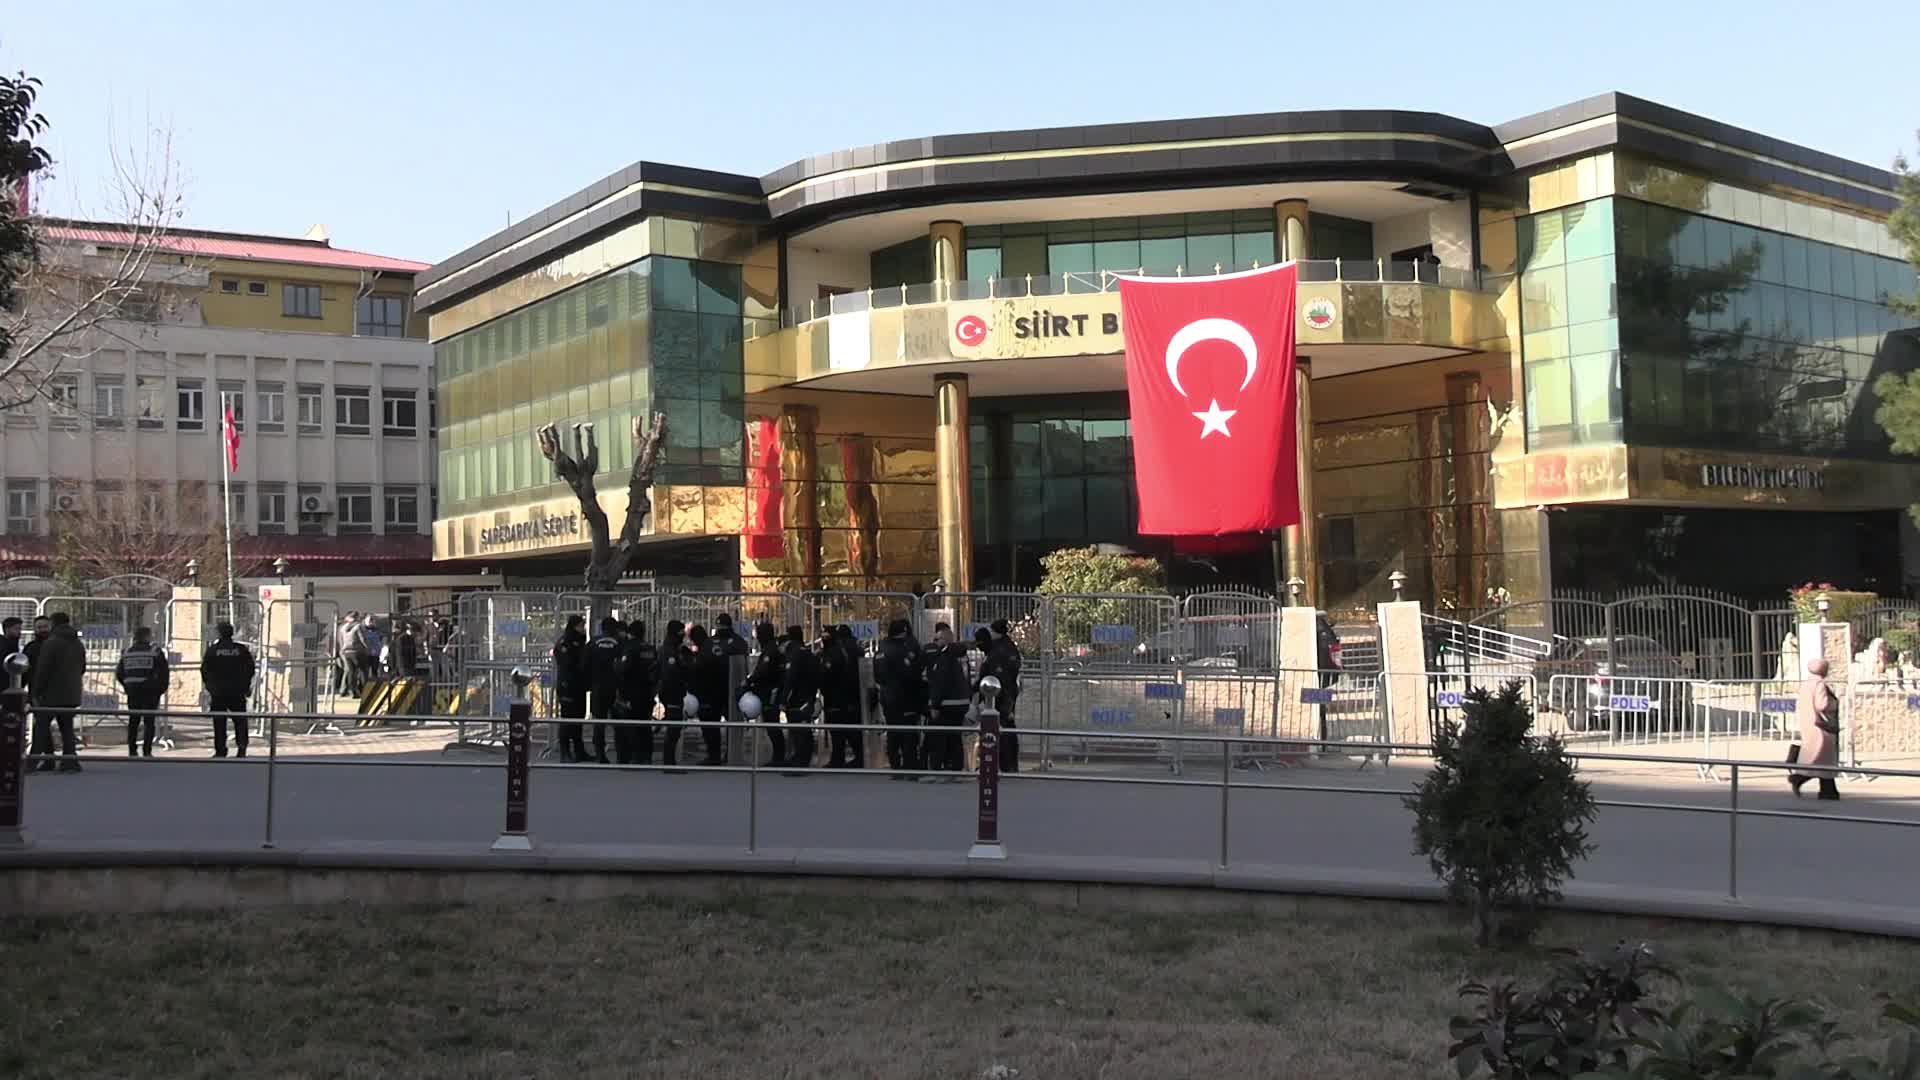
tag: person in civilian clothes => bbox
[614,620,658,765]
[1791,658,1843,801]
[0,617,24,722]
[655,621,691,768]
[822,624,865,768]
[745,621,786,766]
[22,616,51,767]
[550,615,591,763]
[200,621,256,760]
[115,625,171,758]
[584,616,625,765]
[922,622,970,777]
[687,625,731,766]
[30,612,86,772]
[874,619,925,777]
[979,619,1024,773]
[778,625,822,770]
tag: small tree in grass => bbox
[1406,681,1596,947]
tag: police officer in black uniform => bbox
[778,625,821,770]
[745,621,785,765]
[115,625,171,758]
[922,622,970,775]
[979,619,1024,773]
[822,624,865,768]
[873,619,924,777]
[584,616,625,765]
[655,621,690,768]
[615,619,658,765]
[201,621,257,759]
[550,614,591,763]
[687,625,730,766]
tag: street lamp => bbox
[1285,577,1305,606]
[184,558,198,585]
[272,556,289,582]
[1816,594,1831,619]
[1388,570,1408,599]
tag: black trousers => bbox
[698,705,726,765]
[883,701,922,771]
[999,703,1020,773]
[658,706,684,766]
[927,704,967,771]
[556,694,588,761]
[588,690,616,761]
[613,696,654,764]
[126,693,162,756]
[782,703,816,767]
[29,707,78,759]
[826,704,863,767]
[761,694,788,766]
[209,694,249,756]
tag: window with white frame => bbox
[383,487,419,529]
[381,389,417,436]
[336,485,373,533]
[136,375,165,428]
[334,386,370,434]
[140,487,166,522]
[258,485,287,533]
[218,381,245,430]
[177,378,205,431]
[296,384,324,431]
[5,481,37,533]
[226,482,246,526]
[48,374,79,423]
[257,381,285,432]
[93,376,126,427]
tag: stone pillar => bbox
[1378,599,1430,745]
[1273,200,1311,262]
[930,220,964,298]
[1279,356,1319,606]
[781,404,821,590]
[934,372,973,594]
[1274,606,1323,746]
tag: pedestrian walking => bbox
[551,615,591,763]
[778,625,821,771]
[655,621,691,768]
[922,622,970,776]
[979,620,1023,773]
[584,615,625,765]
[1790,658,1842,800]
[874,619,924,777]
[29,611,85,772]
[201,621,257,759]
[745,621,785,765]
[115,625,171,758]
[822,624,865,768]
[614,619,657,765]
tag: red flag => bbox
[222,402,241,472]
[1117,263,1300,536]
[743,416,784,560]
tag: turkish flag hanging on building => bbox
[743,416,784,560]
[1118,263,1299,536]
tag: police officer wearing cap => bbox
[655,621,691,768]
[115,625,171,758]
[745,621,785,765]
[777,625,821,770]
[614,619,658,765]
[201,621,257,759]
[922,622,969,776]
[550,615,591,763]
[978,619,1024,772]
[873,618,924,777]
[584,616,625,765]
[822,624,866,768]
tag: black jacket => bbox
[617,639,658,709]
[979,637,1023,710]
[551,633,588,698]
[586,632,624,696]
[32,625,87,709]
[819,639,861,711]
[872,635,924,710]
[693,645,729,718]
[200,638,257,699]
[394,632,420,676]
[116,642,172,699]
[781,640,821,712]
[746,644,784,702]
[923,642,970,707]
[712,628,751,660]
[656,639,690,711]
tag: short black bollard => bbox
[0,652,29,849]
[969,675,1006,861]
[493,666,535,852]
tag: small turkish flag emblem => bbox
[953,315,988,348]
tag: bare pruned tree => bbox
[47,492,247,592]
[537,413,668,596]
[1,119,192,413]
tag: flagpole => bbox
[220,404,237,627]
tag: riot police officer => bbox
[115,625,171,758]
[873,619,924,777]
[979,619,1024,772]
[687,625,730,766]
[922,622,970,775]
[822,624,866,768]
[550,615,591,763]
[615,619,658,765]
[778,625,821,770]
[745,621,785,765]
[655,621,691,768]
[584,616,625,765]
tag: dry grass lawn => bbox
[2,889,1916,1079]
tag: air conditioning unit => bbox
[54,494,77,512]
[299,495,328,514]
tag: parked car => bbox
[1540,635,1687,732]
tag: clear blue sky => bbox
[7,1,1915,266]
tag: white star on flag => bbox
[1192,399,1236,438]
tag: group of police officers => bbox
[0,614,259,766]
[547,612,1023,775]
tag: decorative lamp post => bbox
[272,557,289,582]
[1388,570,1408,600]
[1816,594,1831,619]
[1285,577,1305,607]
[184,558,198,586]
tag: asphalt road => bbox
[14,753,1920,914]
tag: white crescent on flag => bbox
[1164,317,1258,398]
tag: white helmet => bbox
[738,691,762,719]
[683,692,701,715]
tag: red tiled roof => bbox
[235,535,433,565]
[43,223,428,274]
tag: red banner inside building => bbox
[744,416,784,559]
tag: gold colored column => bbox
[1446,370,1491,608]
[1281,356,1319,606]
[930,220,964,299]
[1273,200,1311,262]
[933,372,973,594]
[781,404,821,590]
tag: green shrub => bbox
[1406,682,1597,947]
[1035,547,1166,653]
[1788,583,1879,632]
